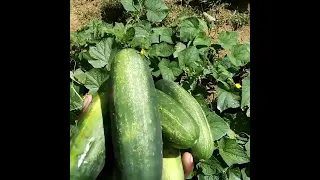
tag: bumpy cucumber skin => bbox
[155,79,214,160]
[109,48,163,180]
[70,93,108,180]
[162,145,184,180]
[156,89,200,149]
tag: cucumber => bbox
[155,79,214,160]
[109,48,163,179]
[162,145,184,180]
[156,89,200,149]
[70,92,109,180]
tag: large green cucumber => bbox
[156,89,200,149]
[155,79,214,160]
[162,145,184,180]
[70,92,109,180]
[109,48,163,179]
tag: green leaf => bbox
[87,38,114,69]
[151,27,173,44]
[245,139,250,158]
[227,44,250,67]
[170,61,183,76]
[198,18,209,32]
[241,168,250,180]
[197,156,224,176]
[145,0,169,22]
[194,32,211,47]
[149,42,175,57]
[179,17,201,42]
[84,68,109,94]
[218,138,250,166]
[113,23,135,43]
[227,167,241,180]
[121,0,141,12]
[212,63,234,83]
[216,83,241,112]
[198,173,228,180]
[207,112,230,141]
[158,59,175,81]
[70,83,83,111]
[131,21,152,49]
[72,68,86,84]
[173,42,186,58]
[217,31,239,50]
[70,20,113,46]
[241,73,250,117]
[178,46,201,72]
[158,59,182,81]
[186,170,196,179]
[152,70,161,77]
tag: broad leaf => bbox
[197,156,224,176]
[158,59,174,81]
[87,38,114,69]
[228,167,241,180]
[84,68,109,94]
[70,20,113,46]
[173,42,186,58]
[179,17,201,42]
[211,63,234,83]
[216,83,241,112]
[198,173,227,180]
[207,112,230,141]
[113,23,135,43]
[170,61,183,76]
[70,83,83,111]
[151,27,173,44]
[198,174,219,180]
[121,0,141,12]
[72,68,86,84]
[245,139,250,158]
[149,42,175,57]
[241,73,250,117]
[194,32,211,47]
[131,21,152,49]
[178,46,201,72]
[145,0,169,23]
[158,59,182,81]
[241,168,250,180]
[217,31,239,50]
[218,138,250,166]
[227,44,250,67]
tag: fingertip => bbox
[182,152,194,178]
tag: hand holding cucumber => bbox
[81,95,195,179]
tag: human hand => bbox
[80,95,194,179]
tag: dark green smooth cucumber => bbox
[109,48,163,180]
[70,92,109,180]
[155,79,214,160]
[156,89,200,149]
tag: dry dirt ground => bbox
[70,0,103,32]
[70,0,249,44]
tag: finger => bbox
[181,152,194,178]
[78,95,93,120]
[81,94,93,113]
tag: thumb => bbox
[181,152,194,179]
